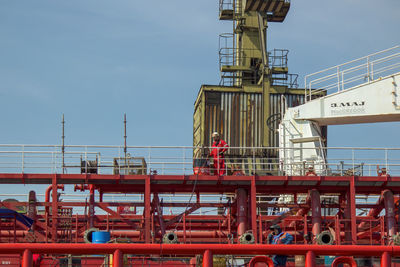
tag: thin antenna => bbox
[124,113,127,160]
[62,114,65,174]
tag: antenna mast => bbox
[62,114,65,174]
[124,113,127,161]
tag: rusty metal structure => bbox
[1,1,400,267]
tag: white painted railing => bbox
[0,145,399,176]
[305,46,400,101]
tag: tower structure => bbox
[194,0,314,174]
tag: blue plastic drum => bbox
[92,231,111,244]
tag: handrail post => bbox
[385,149,388,172]
[21,145,25,173]
[337,66,340,92]
[371,61,374,80]
[341,71,345,91]
[183,147,185,175]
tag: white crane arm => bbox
[278,73,400,175]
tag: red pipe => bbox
[332,256,357,267]
[1,229,383,242]
[357,190,396,244]
[203,250,213,267]
[358,190,390,230]
[249,256,273,267]
[310,189,321,242]
[89,184,95,228]
[190,257,197,267]
[45,184,64,213]
[0,244,398,257]
[74,184,89,192]
[0,230,308,242]
[113,249,123,267]
[382,190,396,244]
[289,193,311,228]
[236,188,248,238]
[22,249,32,267]
[189,257,197,267]
[27,191,37,232]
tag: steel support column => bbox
[113,249,123,267]
[381,251,391,267]
[349,177,357,244]
[305,250,315,267]
[22,249,32,267]
[203,249,213,267]
[310,189,321,243]
[51,175,58,242]
[145,176,151,243]
[251,177,258,243]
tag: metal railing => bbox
[219,0,244,17]
[219,0,234,13]
[304,45,400,101]
[219,48,262,70]
[0,145,399,176]
[271,73,298,88]
[219,47,263,86]
[268,49,289,68]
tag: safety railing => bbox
[271,73,298,88]
[219,0,243,17]
[0,145,399,176]
[219,48,262,71]
[219,0,234,14]
[268,49,289,68]
[304,45,400,101]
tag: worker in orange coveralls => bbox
[209,132,229,176]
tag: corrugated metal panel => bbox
[194,87,325,174]
[193,93,203,149]
[195,89,313,157]
[201,91,263,156]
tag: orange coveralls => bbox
[210,139,229,176]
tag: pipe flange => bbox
[83,228,99,243]
[316,230,334,245]
[162,232,179,244]
[239,232,255,244]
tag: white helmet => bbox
[212,132,219,137]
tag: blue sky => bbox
[0,0,399,148]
